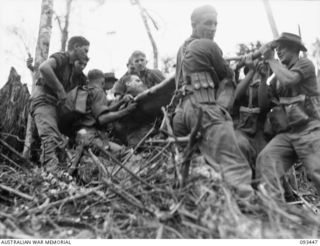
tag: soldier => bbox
[126,57,136,76]
[113,74,147,98]
[233,55,270,177]
[173,5,254,198]
[130,50,165,88]
[72,69,136,149]
[30,36,90,172]
[103,72,118,102]
[27,54,88,86]
[68,69,136,183]
[104,72,118,91]
[256,32,320,199]
[112,74,154,146]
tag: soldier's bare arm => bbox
[39,58,67,101]
[234,55,256,100]
[267,59,301,86]
[98,103,137,125]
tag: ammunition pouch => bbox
[184,71,216,104]
[59,86,89,136]
[189,71,215,90]
[280,95,309,128]
[264,94,311,136]
[305,95,320,120]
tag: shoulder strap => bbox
[175,39,196,89]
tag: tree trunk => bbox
[60,0,73,52]
[0,68,30,153]
[133,0,158,69]
[23,0,54,159]
[262,0,279,39]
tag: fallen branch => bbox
[55,218,98,237]
[112,122,156,176]
[181,106,202,187]
[160,106,174,136]
[24,186,103,215]
[0,153,28,172]
[0,132,25,143]
[68,143,84,176]
[88,148,110,177]
[95,146,159,191]
[0,138,31,166]
[290,187,319,215]
[135,142,171,175]
[88,149,153,214]
[258,183,302,223]
[145,136,189,144]
[0,184,34,201]
[0,222,34,239]
[163,224,184,239]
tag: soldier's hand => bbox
[260,43,275,61]
[123,94,134,103]
[242,54,255,70]
[26,56,34,71]
[57,89,67,105]
[256,61,269,77]
[126,102,137,112]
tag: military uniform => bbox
[72,84,117,149]
[173,35,254,198]
[112,78,158,146]
[119,68,164,90]
[74,84,110,129]
[256,57,320,192]
[234,71,268,174]
[138,68,165,88]
[30,52,86,167]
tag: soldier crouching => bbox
[256,32,320,200]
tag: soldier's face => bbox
[194,14,217,40]
[127,75,143,88]
[74,44,89,62]
[126,75,146,95]
[132,55,147,73]
[74,60,87,74]
[97,77,106,88]
[276,44,295,65]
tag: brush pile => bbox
[1,68,320,239]
[1,138,320,239]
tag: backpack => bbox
[58,86,89,136]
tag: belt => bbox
[239,106,260,114]
[279,94,306,105]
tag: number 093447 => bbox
[300,240,318,244]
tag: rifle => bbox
[224,41,277,69]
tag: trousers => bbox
[235,125,268,180]
[32,104,63,166]
[256,120,320,195]
[172,98,254,198]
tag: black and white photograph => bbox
[0,0,320,241]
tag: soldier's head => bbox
[67,36,90,63]
[272,32,307,66]
[191,5,218,40]
[130,50,147,73]
[120,74,147,97]
[104,72,118,90]
[87,69,105,88]
[127,58,136,74]
[74,57,89,74]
